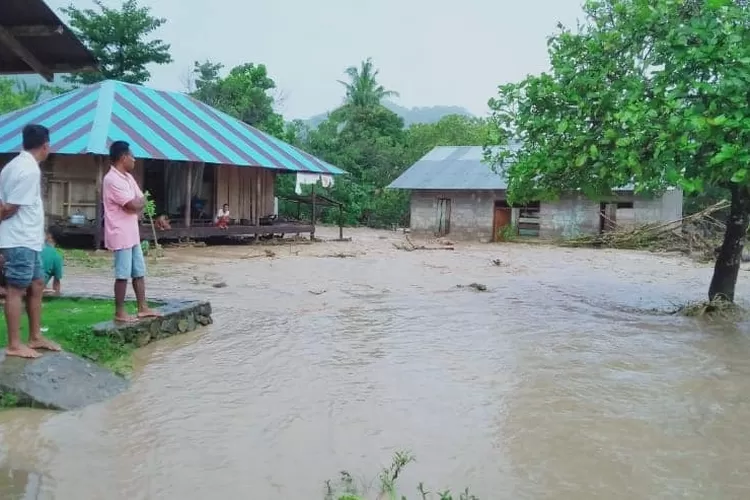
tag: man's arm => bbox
[123,196,145,213]
[106,177,144,213]
[52,278,61,295]
[1,168,36,220]
[0,202,19,221]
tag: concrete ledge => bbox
[92,299,213,347]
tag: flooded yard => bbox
[1,227,750,499]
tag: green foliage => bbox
[404,115,496,165]
[63,0,172,85]
[190,60,285,137]
[0,79,44,113]
[0,298,135,374]
[486,0,750,299]
[142,190,161,251]
[275,58,496,228]
[497,223,518,242]
[487,0,750,203]
[339,58,399,108]
[0,392,19,409]
[324,452,478,500]
[143,190,156,219]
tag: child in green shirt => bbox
[41,231,63,295]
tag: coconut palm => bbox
[338,58,399,108]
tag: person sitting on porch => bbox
[215,203,230,229]
[41,231,63,295]
[155,214,171,231]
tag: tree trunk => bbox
[708,184,750,302]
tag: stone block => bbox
[0,352,128,411]
[92,299,212,347]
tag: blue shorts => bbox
[1,247,43,289]
[114,244,146,280]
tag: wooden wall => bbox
[215,166,275,222]
[1,152,274,226]
[44,154,144,222]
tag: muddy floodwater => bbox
[1,227,750,499]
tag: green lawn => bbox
[0,297,141,374]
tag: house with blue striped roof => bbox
[0,79,345,246]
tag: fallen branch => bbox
[561,199,729,259]
[393,235,455,251]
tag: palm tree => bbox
[338,58,399,108]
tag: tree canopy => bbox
[339,57,399,109]
[486,0,750,301]
[190,61,284,137]
[63,0,172,85]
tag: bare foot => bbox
[6,345,41,359]
[28,337,61,352]
[137,309,162,318]
[114,314,138,323]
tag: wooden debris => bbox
[457,283,488,292]
[393,235,455,252]
[561,200,729,259]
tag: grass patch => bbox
[325,452,479,500]
[0,297,144,375]
[59,248,110,269]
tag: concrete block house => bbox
[388,146,683,242]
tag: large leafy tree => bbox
[339,58,399,108]
[190,60,284,138]
[487,0,750,302]
[62,0,172,85]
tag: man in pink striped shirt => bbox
[102,141,160,323]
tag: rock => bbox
[0,351,128,411]
[212,281,227,288]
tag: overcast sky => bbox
[46,0,585,120]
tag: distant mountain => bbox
[303,101,474,128]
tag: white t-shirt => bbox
[0,151,45,251]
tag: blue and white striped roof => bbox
[0,80,345,174]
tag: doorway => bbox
[493,200,512,241]
[436,198,451,236]
[599,202,618,233]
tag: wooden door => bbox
[436,198,452,236]
[600,203,617,232]
[493,207,512,241]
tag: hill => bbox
[303,101,474,128]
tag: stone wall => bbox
[409,190,505,242]
[93,299,213,346]
[539,196,601,239]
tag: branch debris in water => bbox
[561,200,729,260]
[394,235,455,252]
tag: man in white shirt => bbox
[0,124,60,358]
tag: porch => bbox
[42,154,316,247]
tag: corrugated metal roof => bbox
[0,80,345,174]
[388,144,643,192]
[388,145,513,190]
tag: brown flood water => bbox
[1,227,750,499]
